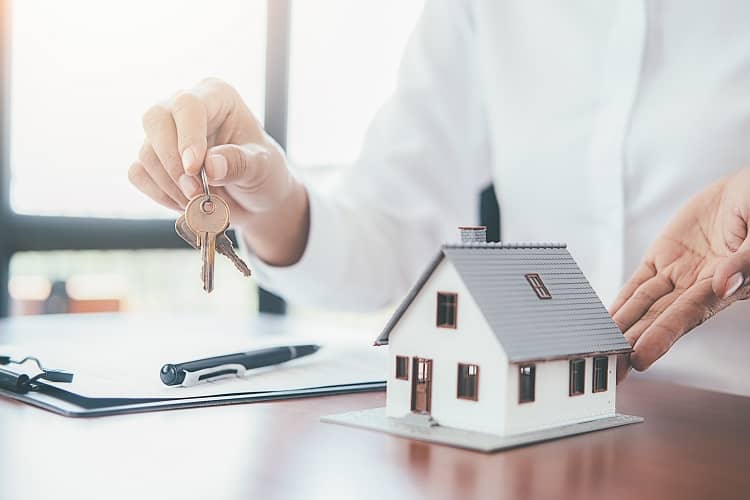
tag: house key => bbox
[175,215,252,277]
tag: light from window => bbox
[519,364,536,403]
[525,273,552,299]
[457,363,479,400]
[569,358,585,396]
[395,355,409,380]
[10,0,266,218]
[436,292,458,328]
[287,0,425,167]
[593,357,608,392]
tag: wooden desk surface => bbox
[0,315,748,500]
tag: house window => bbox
[457,363,479,401]
[569,358,585,396]
[436,292,458,328]
[395,356,409,380]
[519,364,536,403]
[525,273,552,299]
[593,357,608,392]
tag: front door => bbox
[411,358,433,413]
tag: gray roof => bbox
[374,243,632,363]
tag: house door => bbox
[411,358,433,414]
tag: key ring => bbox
[200,166,211,201]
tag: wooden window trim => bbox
[593,356,608,393]
[456,362,479,401]
[395,355,409,381]
[525,273,552,300]
[569,358,585,396]
[436,291,458,329]
[518,364,536,404]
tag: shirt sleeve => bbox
[242,0,492,311]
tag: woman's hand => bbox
[128,79,309,266]
[611,167,750,379]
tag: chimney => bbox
[459,226,487,244]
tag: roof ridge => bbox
[442,242,567,249]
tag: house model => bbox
[323,226,642,452]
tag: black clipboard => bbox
[0,366,385,418]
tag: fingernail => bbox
[722,272,745,299]
[181,147,196,172]
[179,175,198,197]
[206,154,228,180]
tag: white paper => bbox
[0,336,387,400]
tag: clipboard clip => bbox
[0,355,74,394]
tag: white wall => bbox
[504,355,617,435]
[386,260,510,435]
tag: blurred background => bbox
[0,0,425,320]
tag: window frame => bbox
[593,356,608,393]
[395,355,409,380]
[524,273,552,300]
[569,358,585,396]
[518,364,536,403]
[436,291,458,329]
[456,362,479,401]
[0,0,291,317]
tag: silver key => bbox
[176,215,251,277]
[184,193,230,293]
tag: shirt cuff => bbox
[237,186,349,307]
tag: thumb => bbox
[712,243,750,299]
[203,143,271,187]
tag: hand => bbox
[128,79,309,265]
[611,167,750,380]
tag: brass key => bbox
[175,215,252,277]
[184,168,230,293]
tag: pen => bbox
[159,344,321,387]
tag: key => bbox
[184,194,230,293]
[176,216,251,277]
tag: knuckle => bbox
[171,91,201,115]
[142,104,170,131]
[128,162,147,185]
[198,77,234,96]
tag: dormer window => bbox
[436,292,458,328]
[525,273,551,299]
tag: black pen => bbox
[160,344,321,387]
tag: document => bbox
[0,336,387,400]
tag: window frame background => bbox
[456,362,479,401]
[0,0,290,317]
[435,291,458,329]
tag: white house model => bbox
[373,226,634,438]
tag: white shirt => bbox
[247,0,750,395]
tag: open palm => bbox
[611,168,750,377]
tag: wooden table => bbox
[0,315,748,500]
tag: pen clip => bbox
[181,363,247,387]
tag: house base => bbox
[321,407,644,453]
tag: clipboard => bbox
[0,365,384,417]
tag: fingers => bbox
[127,161,183,212]
[138,143,190,207]
[204,143,271,186]
[609,261,657,317]
[142,104,186,184]
[170,91,208,175]
[612,272,674,334]
[630,278,722,371]
[712,241,750,299]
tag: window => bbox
[436,292,458,328]
[10,0,266,218]
[569,358,585,396]
[457,363,479,400]
[519,364,536,403]
[525,273,552,299]
[395,356,409,380]
[593,357,608,392]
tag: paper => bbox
[0,336,387,400]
